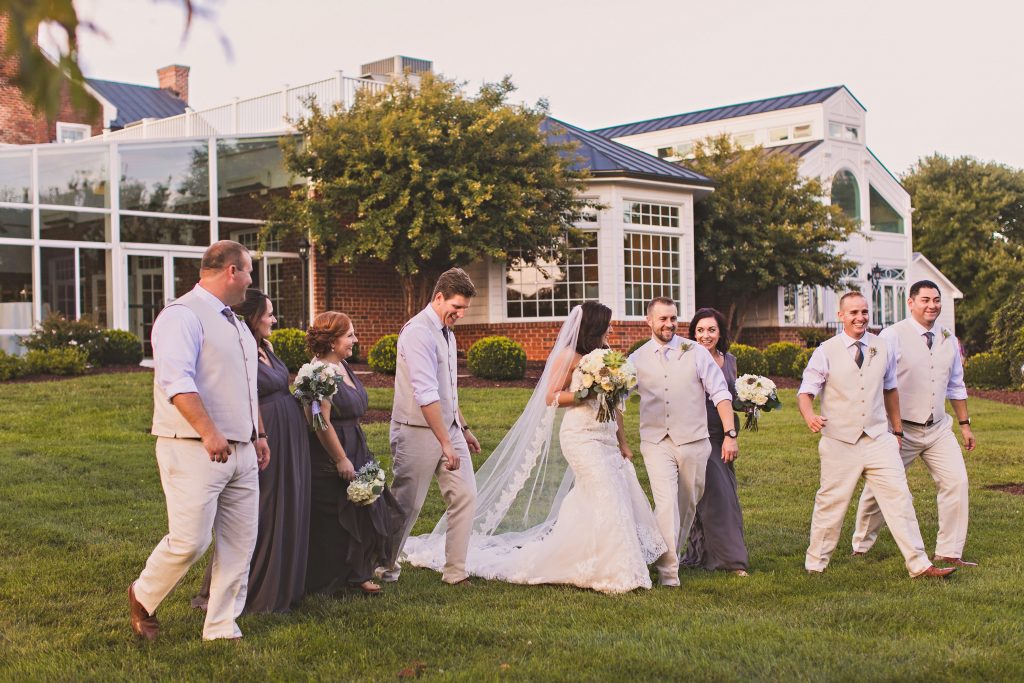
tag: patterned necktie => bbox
[924,331,934,350]
[221,307,235,323]
[854,341,864,368]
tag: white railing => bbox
[88,73,387,141]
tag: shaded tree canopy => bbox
[686,136,858,339]
[0,0,219,121]
[267,73,593,317]
[903,153,1024,350]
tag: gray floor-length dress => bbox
[193,346,311,613]
[682,351,750,571]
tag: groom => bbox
[379,267,481,584]
[630,297,738,587]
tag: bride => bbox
[403,302,666,593]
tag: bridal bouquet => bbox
[570,348,638,422]
[347,461,387,505]
[733,374,782,431]
[293,360,341,431]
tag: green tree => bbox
[0,1,217,121]
[686,136,858,340]
[268,74,592,317]
[903,154,1024,350]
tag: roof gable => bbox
[542,117,712,187]
[592,86,858,139]
[86,79,189,129]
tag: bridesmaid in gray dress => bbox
[304,312,401,596]
[682,307,750,575]
[194,288,311,612]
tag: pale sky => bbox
[54,0,1024,175]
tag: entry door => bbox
[125,251,203,357]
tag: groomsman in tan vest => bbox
[852,280,977,567]
[630,297,739,587]
[379,268,481,584]
[798,291,954,578]
[129,241,271,641]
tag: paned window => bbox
[831,170,860,221]
[623,201,679,228]
[506,232,598,319]
[783,284,826,325]
[623,232,680,317]
[869,185,904,233]
[829,121,860,141]
[871,268,907,327]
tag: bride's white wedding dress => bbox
[402,305,665,594]
[468,398,666,593]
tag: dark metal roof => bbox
[760,140,823,158]
[86,79,189,129]
[592,86,855,139]
[542,117,713,187]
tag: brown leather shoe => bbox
[913,565,957,579]
[851,551,866,557]
[934,555,979,567]
[129,582,159,641]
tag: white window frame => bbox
[55,122,92,144]
[503,230,600,321]
[828,121,860,142]
[622,230,681,319]
[780,284,827,326]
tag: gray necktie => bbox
[441,326,450,344]
[924,331,934,350]
[854,341,864,368]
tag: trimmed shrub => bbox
[24,347,89,376]
[963,352,1011,389]
[0,351,28,381]
[990,295,1024,385]
[791,348,815,379]
[20,313,105,363]
[730,343,768,376]
[269,328,309,372]
[368,334,399,375]
[468,336,527,380]
[627,338,648,356]
[796,327,833,348]
[764,341,803,376]
[96,329,144,366]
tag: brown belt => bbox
[902,418,935,427]
[173,436,249,445]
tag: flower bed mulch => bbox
[6,363,153,384]
[348,360,547,389]
[984,483,1024,496]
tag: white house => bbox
[591,86,949,339]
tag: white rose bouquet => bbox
[347,461,387,505]
[733,374,782,431]
[569,348,638,422]
[292,360,342,431]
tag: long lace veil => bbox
[402,306,584,569]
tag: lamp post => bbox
[297,237,311,329]
[866,263,884,328]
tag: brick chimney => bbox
[157,64,189,103]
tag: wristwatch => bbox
[959,418,971,426]
[725,429,738,439]
[461,424,471,432]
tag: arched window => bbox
[831,170,860,221]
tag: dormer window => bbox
[655,142,694,160]
[829,121,860,142]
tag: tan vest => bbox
[633,339,714,446]
[151,290,259,442]
[887,319,957,423]
[819,333,889,445]
[391,307,460,428]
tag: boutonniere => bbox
[868,346,878,365]
[942,329,952,340]
[677,342,693,359]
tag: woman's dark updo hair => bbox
[688,307,730,354]
[576,301,612,355]
[306,311,352,358]
[232,288,271,348]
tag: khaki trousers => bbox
[641,436,712,586]
[853,416,969,558]
[806,433,931,576]
[385,421,477,583]
[134,438,259,640]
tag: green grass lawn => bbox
[1,373,1022,681]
